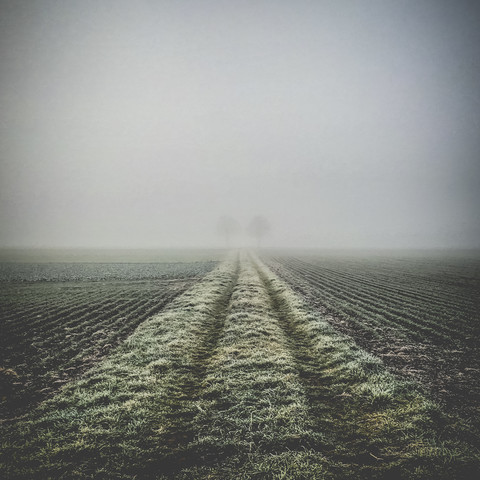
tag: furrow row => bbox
[1,254,477,479]
[276,256,479,315]
[270,257,467,343]
[279,257,474,330]
[0,282,192,419]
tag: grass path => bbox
[1,252,479,479]
[0,279,197,420]
[149,255,240,475]
[263,254,480,419]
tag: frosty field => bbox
[1,250,479,479]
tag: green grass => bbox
[1,252,479,479]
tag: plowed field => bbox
[264,252,480,425]
[0,260,217,419]
[1,252,479,479]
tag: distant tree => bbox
[247,215,270,248]
[217,216,240,248]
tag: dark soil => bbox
[0,279,195,421]
[266,259,480,433]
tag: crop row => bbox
[317,256,479,315]
[266,255,480,347]
[282,258,462,341]
[1,253,477,479]
[270,257,451,344]
[281,255,480,318]
[0,278,196,419]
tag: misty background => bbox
[1,0,479,249]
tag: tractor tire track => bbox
[147,255,241,476]
[265,256,480,429]
[171,252,327,475]
[252,256,383,468]
[253,260,337,432]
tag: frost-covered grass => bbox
[0,255,238,479]
[0,276,214,419]
[1,251,479,479]
[249,254,480,478]
[179,256,325,473]
[265,252,480,443]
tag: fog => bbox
[1,0,479,249]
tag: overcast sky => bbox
[1,0,479,249]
